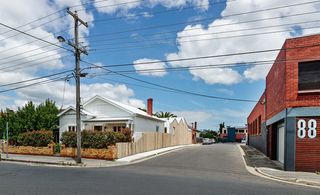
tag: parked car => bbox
[202,138,214,145]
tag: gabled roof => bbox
[57,106,95,117]
[165,117,188,125]
[83,95,164,122]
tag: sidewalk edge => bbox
[1,158,80,167]
[237,144,320,189]
[117,144,198,164]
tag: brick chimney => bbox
[147,98,153,116]
[194,122,197,130]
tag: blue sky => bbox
[0,0,319,129]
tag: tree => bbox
[219,122,225,134]
[154,111,177,118]
[200,130,218,139]
[0,108,20,143]
[35,99,59,130]
[0,99,59,144]
[16,101,37,132]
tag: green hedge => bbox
[61,130,129,149]
[17,130,53,147]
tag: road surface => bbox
[0,143,318,194]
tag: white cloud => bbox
[0,0,143,112]
[8,78,145,109]
[0,0,93,74]
[133,58,167,77]
[93,0,209,15]
[243,64,273,81]
[165,0,320,84]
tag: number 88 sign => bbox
[297,119,317,139]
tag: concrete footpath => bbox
[0,144,195,168]
[239,144,320,188]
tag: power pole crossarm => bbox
[67,9,88,28]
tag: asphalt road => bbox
[0,143,319,195]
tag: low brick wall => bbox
[60,145,117,160]
[2,144,55,156]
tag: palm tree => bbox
[154,111,177,118]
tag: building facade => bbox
[247,34,320,172]
[219,126,247,142]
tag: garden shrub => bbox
[17,130,53,147]
[60,131,77,148]
[121,128,132,142]
[61,130,130,149]
[55,143,61,153]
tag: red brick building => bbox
[247,34,320,172]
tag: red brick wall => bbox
[262,34,320,120]
[247,92,265,135]
[285,35,320,108]
[265,44,287,119]
[295,117,320,172]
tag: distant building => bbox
[164,117,192,145]
[219,126,247,142]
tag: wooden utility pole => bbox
[67,9,88,164]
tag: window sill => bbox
[298,90,320,94]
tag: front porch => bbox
[83,117,133,132]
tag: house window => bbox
[164,127,167,133]
[94,126,102,131]
[238,129,245,133]
[156,126,159,132]
[258,115,261,135]
[113,126,126,132]
[68,126,76,132]
[298,60,320,91]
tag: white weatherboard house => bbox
[58,95,165,142]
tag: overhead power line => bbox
[2,17,318,68]
[80,0,320,40]
[0,70,73,88]
[88,0,320,24]
[2,9,318,65]
[0,48,62,67]
[0,10,64,36]
[0,54,72,72]
[81,60,258,103]
[88,20,320,47]
[0,74,72,94]
[81,0,233,20]
[86,56,320,77]
[84,10,320,42]
[89,26,320,53]
[84,42,320,70]
[89,8,319,43]
[0,13,67,42]
[0,21,73,53]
